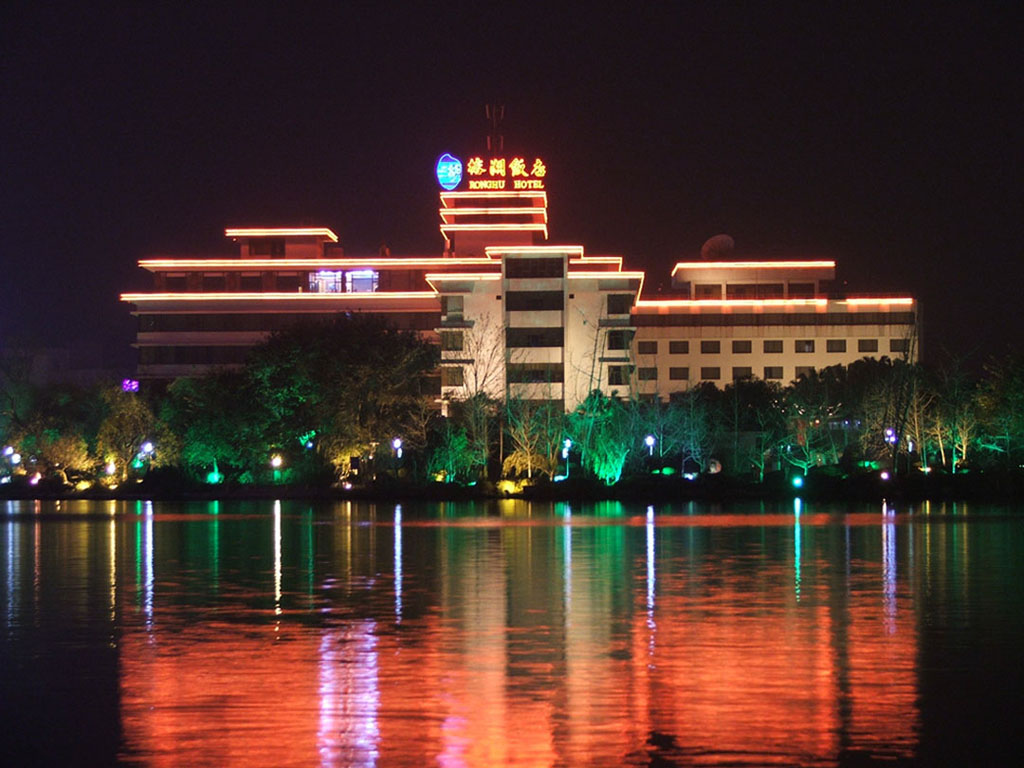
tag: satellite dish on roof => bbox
[701,234,735,260]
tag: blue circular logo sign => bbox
[435,153,463,190]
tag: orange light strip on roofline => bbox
[424,274,501,291]
[441,223,548,232]
[485,245,584,256]
[138,258,496,269]
[569,271,645,280]
[569,256,622,267]
[440,191,547,206]
[439,207,548,220]
[635,298,829,308]
[225,228,339,242]
[121,292,437,302]
[424,273,501,280]
[843,297,915,306]
[671,260,835,276]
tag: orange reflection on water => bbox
[118,517,920,766]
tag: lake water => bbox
[2,498,1022,766]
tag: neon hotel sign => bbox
[436,153,546,191]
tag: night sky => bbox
[2,3,1020,368]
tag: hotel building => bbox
[122,152,917,407]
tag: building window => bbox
[637,340,657,355]
[726,283,783,299]
[202,274,226,292]
[732,366,753,380]
[607,294,633,315]
[240,274,262,292]
[505,257,564,279]
[441,366,464,387]
[669,367,690,380]
[250,238,285,257]
[607,330,634,350]
[700,366,721,380]
[789,282,815,297]
[795,366,815,379]
[275,273,301,292]
[764,366,783,380]
[890,338,910,353]
[441,295,464,320]
[637,367,657,381]
[858,338,878,353]
[507,363,564,384]
[732,340,752,354]
[827,339,847,353]
[795,340,815,353]
[506,290,563,311]
[346,269,379,293]
[764,340,783,353]
[165,274,187,291]
[700,340,721,354]
[695,284,722,299]
[669,340,689,354]
[309,270,343,293]
[506,327,563,347]
[607,365,631,386]
[440,331,464,351]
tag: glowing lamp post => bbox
[645,434,656,457]
[392,437,403,460]
[562,438,572,479]
[270,454,283,482]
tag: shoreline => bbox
[3,470,1023,505]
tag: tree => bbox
[244,315,439,475]
[96,387,158,480]
[567,391,635,484]
[976,354,1024,468]
[671,384,717,474]
[503,397,561,479]
[426,419,476,483]
[162,373,262,481]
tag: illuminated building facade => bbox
[122,152,917,405]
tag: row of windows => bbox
[685,282,819,300]
[504,257,564,279]
[609,365,826,384]
[506,363,564,384]
[505,290,564,312]
[634,312,915,327]
[630,338,908,354]
[139,346,252,365]
[163,269,388,294]
[138,312,439,333]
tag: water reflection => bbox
[2,499,1021,765]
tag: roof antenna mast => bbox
[485,104,504,153]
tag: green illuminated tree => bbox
[976,354,1024,468]
[426,418,476,483]
[567,391,635,484]
[162,372,262,481]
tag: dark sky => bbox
[2,2,1021,367]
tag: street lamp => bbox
[562,438,572,478]
[392,437,403,460]
[270,454,283,482]
[645,434,656,456]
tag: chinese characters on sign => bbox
[438,154,547,190]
